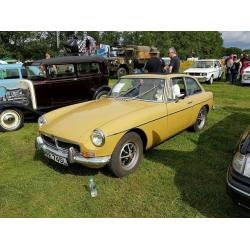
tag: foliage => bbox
[222,47,243,56]
[0,31,223,61]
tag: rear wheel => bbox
[191,106,207,132]
[117,67,127,79]
[110,132,143,177]
[94,90,109,100]
[0,109,24,132]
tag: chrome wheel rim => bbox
[197,110,206,129]
[119,142,139,170]
[0,110,21,130]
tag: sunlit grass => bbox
[0,80,249,217]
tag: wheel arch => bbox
[127,128,148,152]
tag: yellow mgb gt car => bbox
[36,74,213,177]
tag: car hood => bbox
[243,66,250,73]
[184,68,215,73]
[40,98,159,142]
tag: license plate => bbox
[44,152,68,166]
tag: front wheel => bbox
[110,132,143,177]
[0,109,24,132]
[191,106,207,132]
[208,75,214,84]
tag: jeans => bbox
[231,73,238,84]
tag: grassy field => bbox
[0,80,250,218]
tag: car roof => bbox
[0,63,23,69]
[120,73,195,79]
[31,55,106,66]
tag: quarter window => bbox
[77,63,100,75]
[185,77,202,95]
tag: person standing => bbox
[231,56,241,84]
[144,48,162,73]
[226,54,233,82]
[167,47,180,73]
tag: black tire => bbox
[207,75,214,84]
[191,106,207,132]
[94,90,109,100]
[110,132,143,177]
[117,67,127,79]
[0,109,24,132]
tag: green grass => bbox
[1,80,250,217]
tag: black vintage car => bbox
[227,127,250,213]
[0,56,110,132]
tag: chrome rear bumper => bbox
[36,136,111,168]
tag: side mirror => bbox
[175,93,185,102]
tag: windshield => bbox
[192,61,214,68]
[26,66,46,80]
[110,49,127,57]
[109,78,165,102]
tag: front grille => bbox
[232,169,250,187]
[189,73,201,76]
[41,134,56,148]
[41,134,80,153]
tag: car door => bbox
[75,62,104,100]
[184,76,204,124]
[49,63,79,106]
[166,77,194,137]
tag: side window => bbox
[167,77,186,101]
[2,69,20,79]
[90,63,100,73]
[77,63,100,75]
[185,77,202,96]
[48,64,75,78]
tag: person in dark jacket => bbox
[144,48,161,73]
[231,56,241,84]
[166,47,180,73]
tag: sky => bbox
[221,31,250,49]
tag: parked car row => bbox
[1,54,250,214]
[0,56,110,131]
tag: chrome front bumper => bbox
[36,136,111,168]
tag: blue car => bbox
[0,64,27,89]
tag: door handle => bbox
[188,101,193,104]
[73,78,77,81]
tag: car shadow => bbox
[145,107,250,217]
[33,150,114,178]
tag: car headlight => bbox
[91,129,105,147]
[243,157,250,178]
[201,73,207,76]
[232,152,246,174]
[38,115,47,127]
